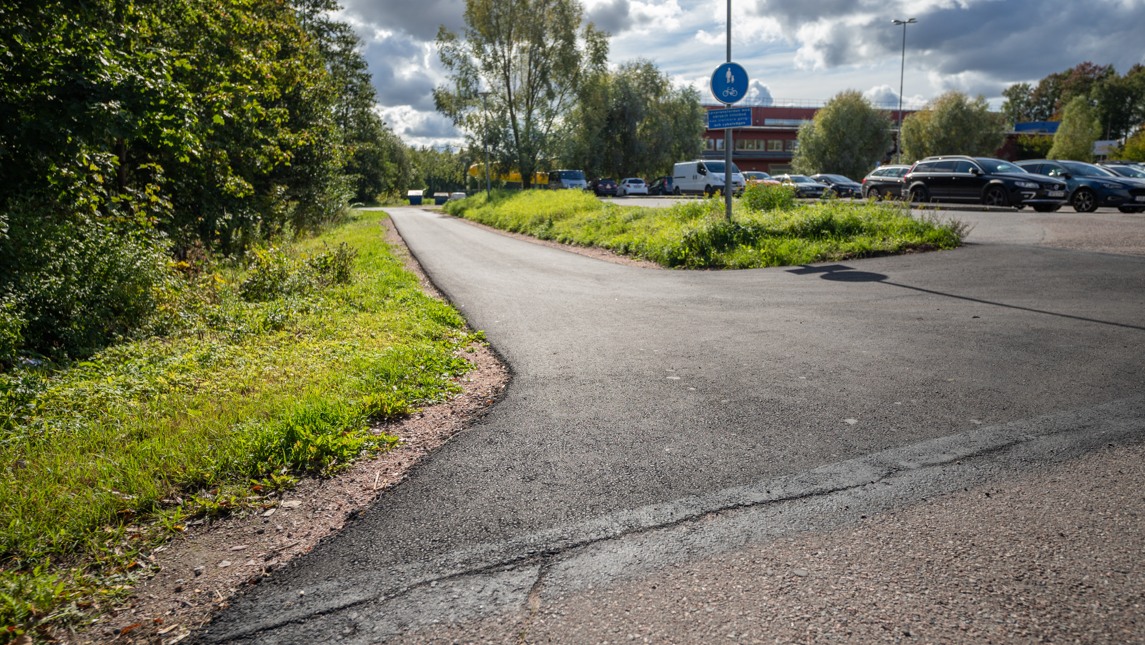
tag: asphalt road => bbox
[198,205,1145,643]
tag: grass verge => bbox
[444,185,966,268]
[0,210,479,641]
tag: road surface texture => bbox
[197,206,1145,643]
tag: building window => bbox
[768,140,783,152]
[785,139,798,152]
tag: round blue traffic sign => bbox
[711,62,748,104]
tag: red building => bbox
[701,103,910,174]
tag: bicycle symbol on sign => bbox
[721,87,739,98]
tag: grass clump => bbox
[0,210,478,639]
[445,185,965,269]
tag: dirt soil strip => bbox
[54,214,510,645]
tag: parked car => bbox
[647,176,674,195]
[1098,162,1145,180]
[590,177,618,197]
[902,156,1068,211]
[617,177,649,196]
[743,171,780,186]
[1015,159,1145,213]
[810,173,861,198]
[775,174,829,198]
[547,169,588,190]
[861,164,911,199]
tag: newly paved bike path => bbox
[198,207,1145,643]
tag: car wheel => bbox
[908,186,929,203]
[1033,204,1061,213]
[673,186,681,196]
[982,185,1010,207]
[1071,188,1098,213]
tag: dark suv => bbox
[1015,159,1145,213]
[902,156,1068,211]
[860,164,910,199]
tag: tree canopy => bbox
[563,59,705,179]
[434,0,608,189]
[900,91,1005,162]
[0,0,402,362]
[791,90,892,180]
[1001,62,1145,140]
[1049,95,1101,162]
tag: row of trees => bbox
[433,0,706,188]
[0,0,412,363]
[791,91,1007,177]
[1001,62,1145,141]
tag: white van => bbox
[672,160,746,196]
[547,169,588,190]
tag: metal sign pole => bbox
[724,0,732,221]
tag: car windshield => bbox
[555,170,585,180]
[787,175,814,183]
[1060,161,1113,178]
[705,162,742,174]
[977,159,1025,174]
[821,174,850,183]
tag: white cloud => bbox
[333,0,1145,147]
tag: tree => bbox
[900,91,1005,162]
[434,0,608,188]
[292,0,411,203]
[791,90,891,180]
[563,60,704,179]
[0,0,371,360]
[1048,95,1101,162]
[1110,129,1145,161]
[1001,82,1035,127]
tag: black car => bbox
[810,173,861,198]
[647,176,674,195]
[902,156,1068,211]
[590,177,618,197]
[860,164,911,199]
[775,174,829,198]
[1015,159,1145,213]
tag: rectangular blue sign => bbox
[707,107,752,129]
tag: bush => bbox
[1,212,172,362]
[741,182,796,212]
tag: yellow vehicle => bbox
[468,164,575,189]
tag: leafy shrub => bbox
[1,213,172,361]
[0,300,24,368]
[741,182,796,211]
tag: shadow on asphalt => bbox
[787,263,1145,332]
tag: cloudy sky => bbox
[335,0,1145,148]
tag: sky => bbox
[334,0,1145,148]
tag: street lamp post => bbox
[478,91,492,198]
[892,17,916,163]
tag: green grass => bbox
[0,210,480,640]
[444,185,966,268]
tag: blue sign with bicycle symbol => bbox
[711,62,748,105]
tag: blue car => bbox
[1015,159,1145,213]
